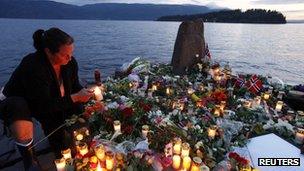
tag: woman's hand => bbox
[71,88,94,103]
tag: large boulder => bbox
[171,19,206,75]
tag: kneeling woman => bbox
[0,28,93,170]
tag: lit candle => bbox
[172,155,181,169]
[208,125,217,139]
[295,128,304,144]
[199,84,205,92]
[275,101,284,112]
[74,131,84,141]
[212,67,220,75]
[94,144,105,161]
[105,151,114,170]
[191,157,202,171]
[142,125,149,139]
[181,142,190,158]
[79,142,89,156]
[263,92,270,100]
[173,137,182,155]
[214,75,221,82]
[166,87,171,95]
[187,87,194,95]
[61,148,72,160]
[94,86,103,101]
[54,158,66,171]
[220,101,226,112]
[152,84,157,91]
[182,156,192,170]
[213,105,221,117]
[113,120,121,133]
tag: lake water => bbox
[0,18,303,86]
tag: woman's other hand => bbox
[71,88,94,103]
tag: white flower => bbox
[195,125,201,130]
[107,102,119,109]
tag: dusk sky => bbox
[51,0,304,20]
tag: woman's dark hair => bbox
[33,28,74,54]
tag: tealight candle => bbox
[165,87,172,96]
[172,155,181,169]
[54,158,66,171]
[142,125,149,139]
[263,92,270,100]
[220,101,226,112]
[191,157,202,171]
[208,125,217,139]
[275,101,284,112]
[182,156,192,170]
[181,142,190,158]
[214,75,221,82]
[61,148,72,160]
[295,128,304,144]
[213,105,221,117]
[173,137,182,155]
[74,131,84,141]
[94,144,105,161]
[113,120,121,133]
[94,86,103,101]
[79,142,89,156]
[105,151,114,170]
[152,84,157,91]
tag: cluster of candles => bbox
[171,138,203,171]
[113,120,150,139]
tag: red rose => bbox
[122,107,133,118]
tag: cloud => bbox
[253,0,304,5]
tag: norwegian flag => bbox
[205,43,211,59]
[246,74,263,94]
[234,75,246,88]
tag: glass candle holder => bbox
[191,157,202,171]
[263,92,270,100]
[94,144,105,161]
[113,120,121,133]
[172,155,181,169]
[173,137,182,155]
[78,142,89,156]
[213,105,221,117]
[61,148,72,160]
[142,125,149,139]
[220,101,226,112]
[181,142,190,158]
[54,158,66,171]
[182,156,192,170]
[275,101,284,112]
[208,125,217,139]
[105,151,114,170]
[295,128,304,144]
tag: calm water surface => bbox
[0,18,303,86]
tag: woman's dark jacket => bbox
[2,51,83,124]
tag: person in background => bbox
[0,28,93,170]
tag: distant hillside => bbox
[0,0,217,20]
[157,9,287,24]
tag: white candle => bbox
[213,105,221,117]
[105,151,114,170]
[172,155,181,169]
[74,131,84,141]
[208,126,217,139]
[61,148,72,160]
[191,157,202,171]
[182,156,192,170]
[275,101,284,112]
[295,128,304,144]
[113,120,121,133]
[173,138,182,155]
[142,125,149,139]
[94,145,105,161]
[166,87,171,95]
[263,92,270,100]
[54,158,66,171]
[94,86,103,101]
[181,143,190,158]
[79,143,89,156]
[220,101,226,112]
[187,87,194,95]
[152,84,157,91]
